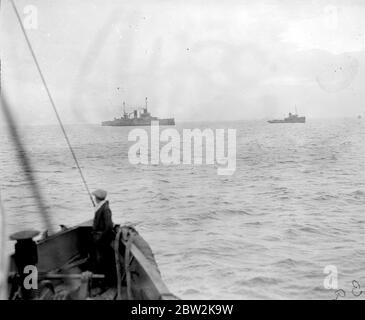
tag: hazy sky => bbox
[1,0,365,124]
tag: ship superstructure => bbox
[102,97,175,126]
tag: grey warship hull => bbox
[268,117,305,123]
[102,118,175,126]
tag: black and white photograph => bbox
[1,0,365,308]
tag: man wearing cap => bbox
[91,189,115,286]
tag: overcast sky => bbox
[1,0,365,124]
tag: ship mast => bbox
[0,1,8,301]
[0,0,8,298]
[0,58,1,93]
[145,97,148,111]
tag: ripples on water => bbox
[1,119,365,299]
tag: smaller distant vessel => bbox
[102,97,175,126]
[268,110,306,124]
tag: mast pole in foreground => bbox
[0,0,8,300]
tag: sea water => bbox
[1,119,365,299]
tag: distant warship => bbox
[268,112,306,123]
[102,97,175,126]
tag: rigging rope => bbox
[114,227,123,300]
[9,0,95,207]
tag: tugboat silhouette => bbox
[268,108,306,123]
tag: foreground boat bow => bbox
[7,220,178,300]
